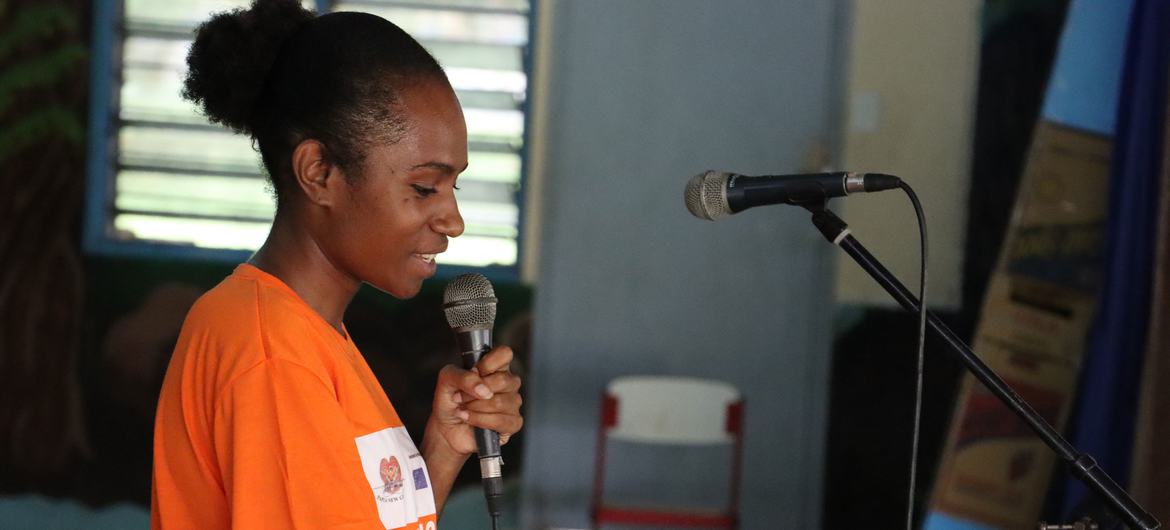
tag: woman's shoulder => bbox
[188,269,307,333]
[179,268,340,370]
[161,268,347,416]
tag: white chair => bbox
[590,376,744,529]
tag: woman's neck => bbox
[248,212,360,335]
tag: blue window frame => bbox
[84,0,531,279]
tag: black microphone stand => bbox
[802,202,1159,530]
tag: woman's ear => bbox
[291,139,345,207]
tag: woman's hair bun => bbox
[182,0,314,134]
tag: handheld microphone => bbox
[684,170,902,220]
[442,273,504,521]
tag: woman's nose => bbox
[432,193,465,238]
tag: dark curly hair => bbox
[182,0,447,208]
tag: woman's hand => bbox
[426,345,524,457]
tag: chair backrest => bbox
[604,375,741,445]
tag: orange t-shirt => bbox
[152,264,438,530]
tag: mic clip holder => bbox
[800,200,1159,530]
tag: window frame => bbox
[83,0,534,282]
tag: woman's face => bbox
[326,80,468,298]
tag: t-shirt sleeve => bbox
[212,358,383,530]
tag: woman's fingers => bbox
[481,371,521,394]
[437,345,523,438]
[448,365,493,400]
[462,391,522,414]
[464,410,524,436]
[475,346,514,375]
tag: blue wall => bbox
[520,1,845,528]
[1041,0,1135,134]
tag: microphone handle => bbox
[726,172,853,210]
[724,171,901,212]
[455,329,504,515]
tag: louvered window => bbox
[85,0,529,271]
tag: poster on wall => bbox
[925,121,1111,529]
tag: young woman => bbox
[150,2,523,528]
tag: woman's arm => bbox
[419,423,470,513]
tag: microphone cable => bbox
[900,181,928,530]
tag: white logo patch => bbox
[355,426,436,529]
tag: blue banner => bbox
[1060,0,1169,517]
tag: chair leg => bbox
[592,394,618,529]
[727,401,745,530]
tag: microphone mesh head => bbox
[684,170,732,221]
[443,273,498,331]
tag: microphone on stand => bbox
[442,273,504,525]
[684,169,902,220]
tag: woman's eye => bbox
[453,184,461,191]
[411,184,438,197]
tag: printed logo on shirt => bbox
[355,426,437,530]
[380,456,404,495]
[407,453,430,492]
[412,467,428,490]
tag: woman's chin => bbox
[369,278,425,300]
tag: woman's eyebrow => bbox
[410,161,469,174]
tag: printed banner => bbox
[926,121,1111,529]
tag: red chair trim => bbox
[595,506,735,528]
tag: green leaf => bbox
[0,5,79,60]
[0,44,87,115]
[0,106,83,162]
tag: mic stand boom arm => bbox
[803,203,1159,530]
